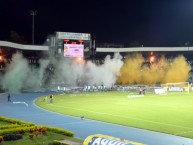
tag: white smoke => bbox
[0,52,123,92]
[2,53,29,93]
[53,53,123,87]
[23,59,50,89]
[85,53,123,87]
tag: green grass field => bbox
[0,121,10,126]
[35,91,193,139]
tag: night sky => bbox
[1,0,193,46]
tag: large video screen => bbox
[64,44,84,57]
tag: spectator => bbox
[8,93,11,102]
[139,87,143,95]
[50,95,53,103]
[43,96,47,102]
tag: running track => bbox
[0,92,193,145]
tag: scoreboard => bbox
[56,32,91,58]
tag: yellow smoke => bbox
[164,55,191,83]
[117,53,144,84]
[117,53,191,85]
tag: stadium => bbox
[1,32,193,145]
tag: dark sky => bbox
[1,0,193,46]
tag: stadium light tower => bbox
[30,10,37,45]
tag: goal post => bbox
[161,82,191,94]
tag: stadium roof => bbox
[0,41,49,51]
[96,47,193,52]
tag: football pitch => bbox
[35,91,193,139]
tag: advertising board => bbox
[64,44,84,57]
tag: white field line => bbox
[13,101,28,107]
[51,95,193,117]
[55,98,122,104]
[52,99,193,111]
[49,104,193,130]
[174,130,193,135]
[133,102,193,110]
[56,93,193,109]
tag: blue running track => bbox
[0,92,193,145]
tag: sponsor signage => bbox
[154,88,166,94]
[168,87,183,92]
[64,44,84,57]
[83,134,146,145]
[87,137,132,145]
